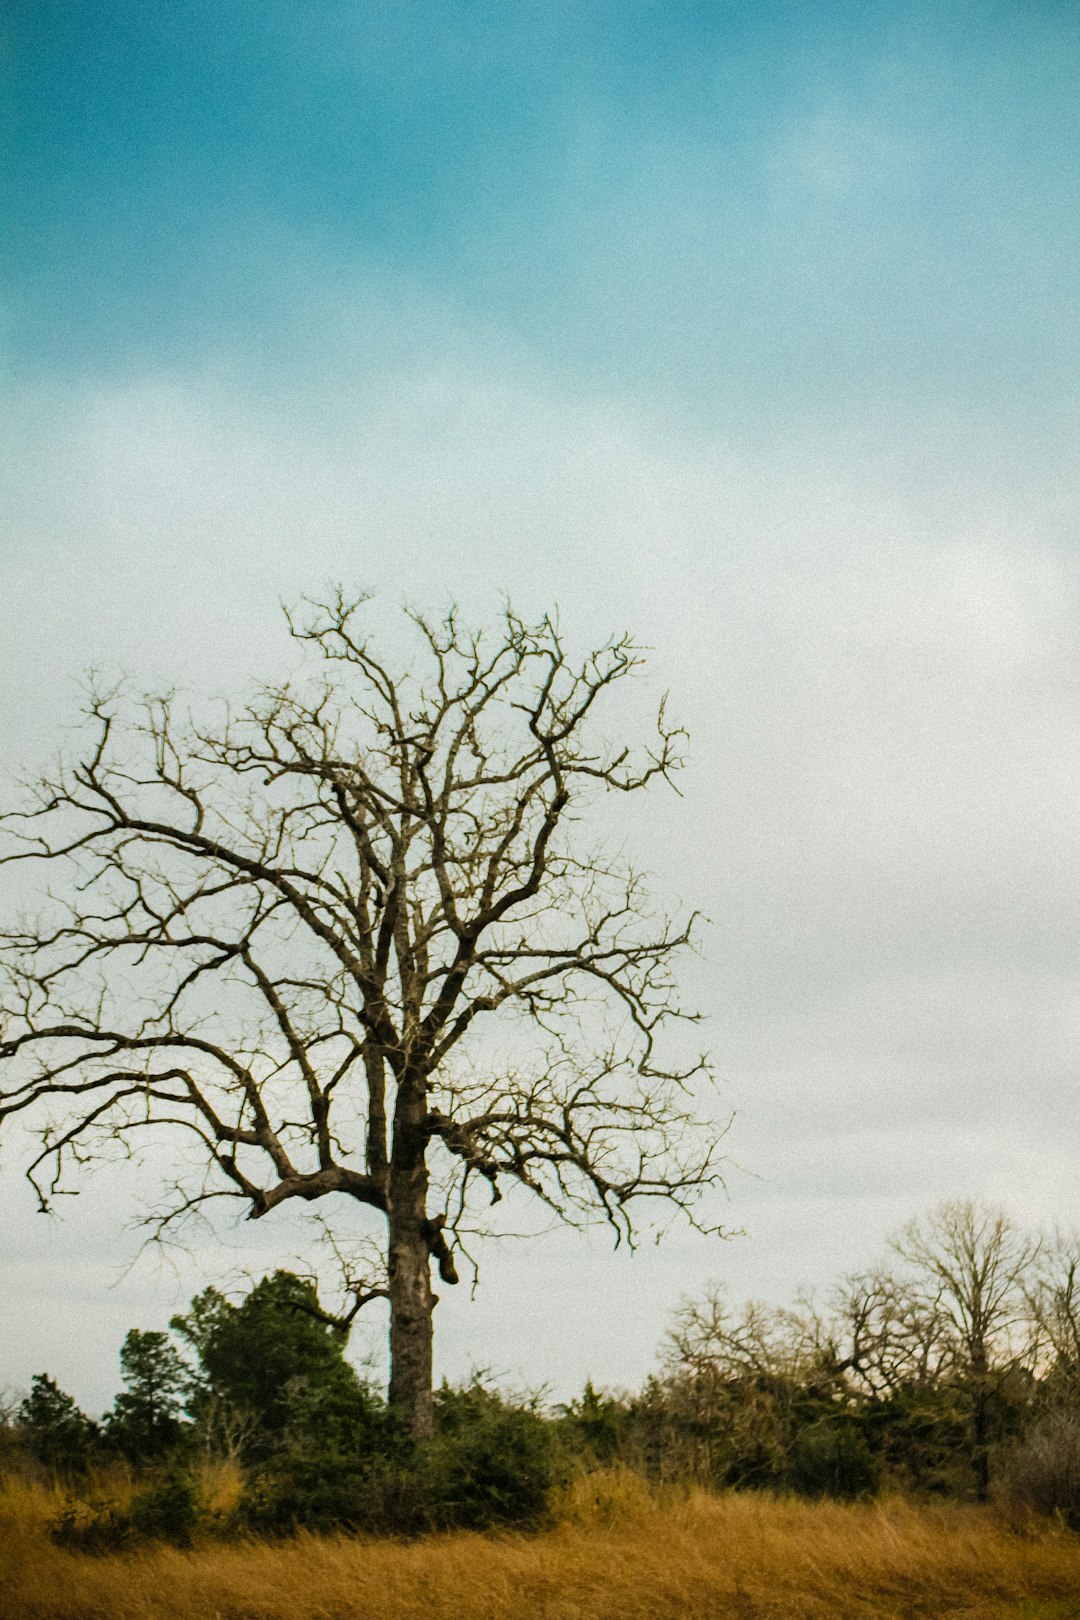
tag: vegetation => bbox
[1,604,1077,1603]
[3,1203,1080,1616]
[5,1200,1080,1554]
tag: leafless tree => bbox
[1025,1229,1080,1400]
[660,1287,838,1486]
[890,1200,1039,1497]
[833,1267,958,1401]
[0,594,723,1436]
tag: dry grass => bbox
[2,1468,1079,1620]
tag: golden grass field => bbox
[3,1469,1079,1620]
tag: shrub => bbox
[50,1467,204,1552]
[237,1458,368,1537]
[786,1419,879,1500]
[428,1381,555,1531]
[996,1410,1080,1528]
[236,1372,394,1536]
[128,1468,201,1546]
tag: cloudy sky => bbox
[2,1,1079,1415]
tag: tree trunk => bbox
[387,1086,436,1439]
[972,1383,990,1502]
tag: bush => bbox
[996,1410,1080,1528]
[51,1467,204,1552]
[236,1374,395,1536]
[238,1378,556,1537]
[128,1468,201,1546]
[786,1420,879,1500]
[238,1457,370,1536]
[428,1381,555,1531]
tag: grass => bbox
[2,1468,1080,1620]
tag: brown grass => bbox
[2,1468,1079,1620]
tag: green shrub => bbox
[428,1381,555,1531]
[236,1373,395,1536]
[786,1419,880,1500]
[51,1467,204,1552]
[128,1467,201,1545]
[237,1457,368,1536]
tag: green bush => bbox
[235,1369,395,1535]
[128,1467,201,1545]
[50,1467,203,1552]
[428,1381,555,1530]
[238,1457,371,1536]
[786,1419,880,1500]
[237,1379,556,1537]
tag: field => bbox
[3,1471,1079,1620]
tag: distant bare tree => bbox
[1025,1230,1080,1399]
[890,1200,1039,1497]
[833,1267,957,1400]
[0,594,723,1436]
[662,1288,833,1487]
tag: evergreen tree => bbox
[19,1374,98,1475]
[172,1270,381,1462]
[106,1329,188,1463]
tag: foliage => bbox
[173,1271,380,1460]
[8,1204,1080,1541]
[238,1377,556,1537]
[52,1467,205,1552]
[784,1418,879,1500]
[557,1380,627,1468]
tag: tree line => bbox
[6,1199,1080,1546]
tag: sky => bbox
[2,0,1079,1415]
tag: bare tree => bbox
[1025,1229,1080,1400]
[833,1267,958,1401]
[890,1200,1039,1497]
[0,595,723,1436]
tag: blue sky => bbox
[3,2,1080,1410]
[10,1,1079,419]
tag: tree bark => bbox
[972,1382,990,1502]
[387,1083,436,1439]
